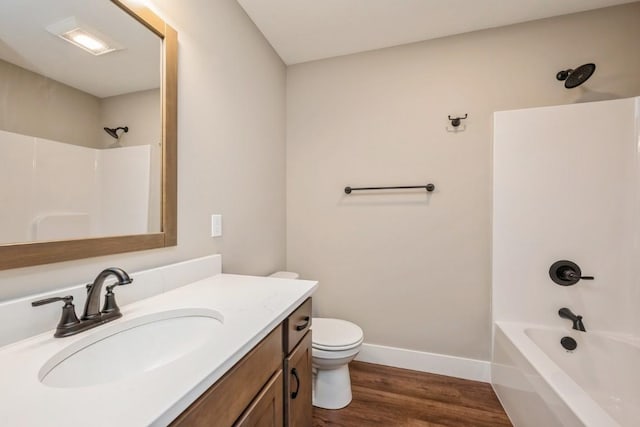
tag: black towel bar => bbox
[344,184,435,194]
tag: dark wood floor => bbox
[313,361,512,427]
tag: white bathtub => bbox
[492,321,640,427]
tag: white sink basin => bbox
[39,308,224,388]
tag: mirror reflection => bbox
[0,0,162,245]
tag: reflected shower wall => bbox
[0,129,151,244]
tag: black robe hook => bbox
[448,114,468,127]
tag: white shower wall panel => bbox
[0,130,35,243]
[0,129,151,243]
[492,97,640,335]
[97,145,151,236]
[32,137,99,238]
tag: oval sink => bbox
[39,308,224,388]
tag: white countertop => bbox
[0,273,317,426]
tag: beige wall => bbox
[100,89,160,149]
[286,3,640,360]
[0,59,101,148]
[0,0,286,300]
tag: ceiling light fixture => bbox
[46,17,122,56]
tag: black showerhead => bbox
[556,63,596,89]
[104,126,129,139]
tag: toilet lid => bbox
[312,318,363,350]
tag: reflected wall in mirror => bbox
[0,0,177,269]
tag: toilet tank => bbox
[269,271,299,280]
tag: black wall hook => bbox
[448,114,468,127]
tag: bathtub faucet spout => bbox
[558,307,586,332]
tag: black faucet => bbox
[558,307,586,332]
[82,267,132,321]
[32,268,132,338]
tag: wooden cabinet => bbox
[171,325,283,427]
[235,370,283,427]
[283,298,313,427]
[171,299,313,427]
[283,298,312,354]
[284,331,312,427]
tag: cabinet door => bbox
[284,331,312,427]
[171,326,282,427]
[235,370,283,427]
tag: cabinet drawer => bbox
[284,298,312,354]
[171,325,283,427]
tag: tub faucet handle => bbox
[549,260,593,286]
[562,270,593,281]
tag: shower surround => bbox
[0,129,151,244]
[491,97,640,426]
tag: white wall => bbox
[0,0,286,301]
[493,98,639,335]
[286,3,640,361]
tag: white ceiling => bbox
[0,0,160,98]
[237,0,637,65]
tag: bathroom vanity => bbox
[172,298,313,426]
[0,261,317,426]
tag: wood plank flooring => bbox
[313,361,512,427]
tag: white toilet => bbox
[269,271,364,409]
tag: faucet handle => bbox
[31,295,81,338]
[549,260,594,286]
[101,283,123,317]
[563,270,594,281]
[32,295,74,307]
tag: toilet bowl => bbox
[269,272,364,409]
[311,317,364,409]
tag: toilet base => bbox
[312,364,352,409]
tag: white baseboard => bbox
[355,343,491,383]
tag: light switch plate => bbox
[211,214,222,237]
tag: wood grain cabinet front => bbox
[235,370,284,427]
[171,325,282,427]
[171,299,313,427]
[284,331,312,427]
[284,298,311,354]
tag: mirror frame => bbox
[0,0,177,270]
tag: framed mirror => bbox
[0,0,177,270]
